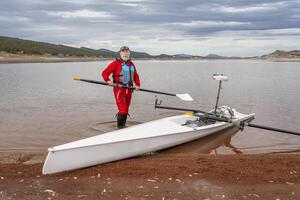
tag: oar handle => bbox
[74,77,132,88]
[74,77,109,86]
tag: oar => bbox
[73,77,193,101]
[244,123,300,136]
[154,103,300,136]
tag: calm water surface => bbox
[0,60,299,154]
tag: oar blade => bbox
[176,93,193,101]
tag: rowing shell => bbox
[42,109,254,174]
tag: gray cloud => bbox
[0,0,299,56]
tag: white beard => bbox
[121,55,130,61]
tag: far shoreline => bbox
[1,52,300,64]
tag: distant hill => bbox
[206,54,224,59]
[261,50,300,59]
[0,36,153,58]
[96,48,153,58]
[0,36,209,60]
[174,54,193,58]
[1,36,299,61]
[206,54,242,59]
[0,36,101,57]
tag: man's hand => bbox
[135,85,140,91]
[107,80,114,86]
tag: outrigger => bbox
[154,74,300,136]
[42,74,299,174]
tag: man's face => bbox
[120,50,130,58]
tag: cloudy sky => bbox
[0,0,300,56]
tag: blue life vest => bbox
[120,63,134,85]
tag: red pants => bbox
[113,87,132,115]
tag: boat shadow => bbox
[157,126,242,155]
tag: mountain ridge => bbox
[0,36,299,60]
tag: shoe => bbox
[121,114,128,127]
[117,114,127,129]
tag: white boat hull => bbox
[43,111,254,174]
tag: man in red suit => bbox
[102,46,140,128]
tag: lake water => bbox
[0,60,299,154]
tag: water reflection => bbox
[161,126,241,155]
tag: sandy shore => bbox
[0,151,299,200]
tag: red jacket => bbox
[102,59,140,86]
